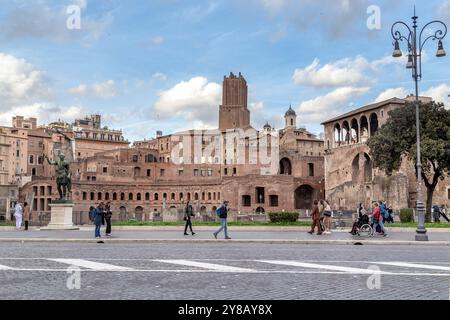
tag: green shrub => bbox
[268,212,299,223]
[399,208,414,223]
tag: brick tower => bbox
[219,72,250,130]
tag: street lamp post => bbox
[391,9,447,241]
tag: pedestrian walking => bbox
[184,201,196,236]
[371,202,387,237]
[323,200,333,234]
[23,202,31,231]
[213,201,231,240]
[93,203,105,239]
[104,202,113,237]
[14,200,23,231]
[308,200,322,235]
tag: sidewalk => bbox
[1,227,450,245]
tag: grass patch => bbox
[387,222,450,228]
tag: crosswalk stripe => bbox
[155,259,255,272]
[257,260,385,274]
[375,262,450,271]
[48,259,134,271]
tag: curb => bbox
[1,238,450,246]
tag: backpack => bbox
[216,206,225,217]
[380,204,389,219]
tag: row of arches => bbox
[333,113,379,147]
[82,191,221,203]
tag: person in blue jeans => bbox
[93,203,105,239]
[213,201,231,240]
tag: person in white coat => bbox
[14,201,24,230]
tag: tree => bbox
[367,101,450,222]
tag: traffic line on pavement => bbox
[0,263,12,270]
[257,260,386,274]
[48,259,134,271]
[374,262,450,272]
[155,259,256,272]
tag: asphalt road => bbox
[1,242,450,300]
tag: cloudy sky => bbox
[0,0,449,141]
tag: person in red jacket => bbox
[371,202,387,237]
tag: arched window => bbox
[171,193,175,201]
[31,168,36,176]
[179,193,183,200]
[342,121,350,144]
[360,116,369,143]
[105,192,110,201]
[113,193,117,201]
[280,158,292,175]
[334,123,341,146]
[145,193,150,201]
[154,193,159,201]
[195,193,199,201]
[98,192,102,201]
[137,193,142,201]
[129,193,134,201]
[202,192,205,201]
[121,193,125,201]
[208,192,212,201]
[370,113,379,136]
[350,118,359,143]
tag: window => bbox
[448,188,450,200]
[145,193,150,201]
[90,192,95,201]
[83,192,87,200]
[256,187,265,204]
[195,193,199,201]
[91,176,96,182]
[201,169,206,177]
[103,167,108,173]
[129,193,134,201]
[113,193,117,201]
[270,195,279,207]
[171,193,175,201]
[207,169,212,176]
[160,169,165,177]
[132,155,138,162]
[178,169,184,176]
[147,169,151,177]
[121,193,125,201]
[98,193,102,201]
[233,168,237,175]
[38,156,44,164]
[137,193,141,201]
[242,195,251,207]
[105,193,110,201]
[224,168,228,175]
[308,163,315,177]
[154,193,159,201]
[29,155,34,164]
[194,169,199,176]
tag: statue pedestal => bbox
[41,202,79,231]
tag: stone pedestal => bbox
[41,202,79,230]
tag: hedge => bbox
[268,212,299,223]
[399,208,414,223]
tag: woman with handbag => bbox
[323,200,333,235]
[184,201,196,236]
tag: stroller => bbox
[350,214,373,237]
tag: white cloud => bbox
[439,0,450,22]
[422,84,450,108]
[297,87,370,123]
[261,0,285,14]
[69,80,122,98]
[0,53,51,110]
[0,103,84,127]
[153,77,222,127]
[374,87,409,103]
[292,55,407,88]
[152,73,168,81]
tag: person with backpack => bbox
[371,202,387,237]
[92,203,105,239]
[213,201,231,240]
[184,201,195,236]
[308,200,322,235]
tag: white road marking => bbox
[48,259,134,271]
[257,260,386,274]
[374,262,450,272]
[0,263,12,270]
[155,259,255,272]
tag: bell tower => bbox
[219,72,250,131]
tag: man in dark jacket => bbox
[308,200,322,235]
[184,201,195,236]
[213,201,231,240]
[93,203,105,239]
[104,202,113,237]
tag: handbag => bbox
[323,210,332,217]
